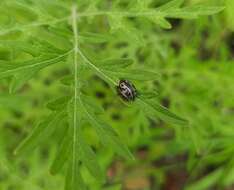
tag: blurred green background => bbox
[0,0,233,190]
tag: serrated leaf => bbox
[60,74,73,86]
[138,91,159,99]
[9,68,38,93]
[96,58,134,70]
[65,159,87,190]
[14,111,67,155]
[105,69,159,81]
[66,97,86,190]
[0,52,70,80]
[50,128,72,175]
[79,32,112,44]
[32,38,66,55]
[136,98,188,126]
[81,94,104,114]
[46,96,71,111]
[183,6,225,16]
[82,104,133,160]
[79,136,104,182]
[6,2,38,23]
[157,0,184,11]
[123,26,145,45]
[151,17,172,29]
[0,40,40,56]
[166,6,225,19]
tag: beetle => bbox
[116,79,137,101]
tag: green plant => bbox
[0,0,224,189]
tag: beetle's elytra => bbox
[116,79,137,101]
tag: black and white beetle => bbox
[116,79,137,101]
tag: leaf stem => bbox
[77,48,117,85]
[77,10,162,17]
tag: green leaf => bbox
[60,75,73,86]
[50,128,72,175]
[152,17,172,29]
[186,169,223,190]
[0,94,28,110]
[82,104,133,160]
[81,94,104,114]
[138,91,159,99]
[9,68,38,93]
[157,0,184,11]
[79,32,112,44]
[32,38,67,55]
[166,6,225,19]
[65,160,87,190]
[0,52,70,80]
[46,96,71,111]
[108,15,123,31]
[183,6,225,16]
[14,111,67,155]
[5,2,38,23]
[136,98,189,126]
[0,40,40,56]
[105,69,159,81]
[79,135,105,182]
[96,58,134,70]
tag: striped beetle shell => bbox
[116,80,137,101]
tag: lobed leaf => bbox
[79,32,112,44]
[157,0,184,11]
[151,17,172,29]
[136,97,189,126]
[104,69,159,81]
[65,159,87,190]
[166,6,225,19]
[0,51,70,81]
[50,128,72,175]
[9,68,38,93]
[81,94,104,114]
[96,58,134,70]
[138,91,159,99]
[82,103,133,160]
[78,135,105,182]
[14,111,67,155]
[46,96,71,111]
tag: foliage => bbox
[0,0,229,190]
